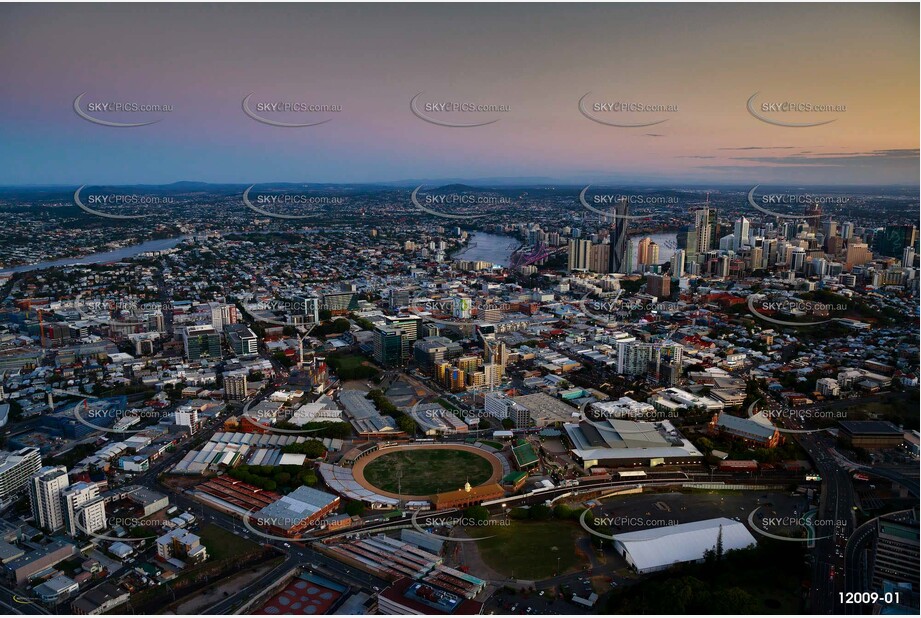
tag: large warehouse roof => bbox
[256,486,339,530]
[563,420,702,464]
[614,517,756,573]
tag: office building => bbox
[30,466,70,533]
[387,315,421,361]
[733,217,750,251]
[224,370,248,401]
[0,447,42,500]
[568,239,592,272]
[670,249,686,276]
[174,406,200,433]
[845,242,872,271]
[374,325,405,367]
[694,207,712,256]
[226,324,258,356]
[874,225,918,258]
[609,199,631,273]
[646,273,670,300]
[617,341,655,376]
[62,482,106,537]
[871,514,919,594]
[183,324,222,361]
[322,291,357,315]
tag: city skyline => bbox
[0,3,918,616]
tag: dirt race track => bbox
[351,443,505,500]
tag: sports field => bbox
[361,448,495,495]
[471,520,583,579]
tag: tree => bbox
[398,415,417,435]
[715,524,724,561]
[280,439,327,458]
[345,501,366,516]
[464,506,490,526]
[553,504,572,519]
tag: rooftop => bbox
[615,517,757,572]
[256,485,339,529]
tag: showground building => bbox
[613,517,757,574]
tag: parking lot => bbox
[589,489,810,534]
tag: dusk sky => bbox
[0,3,917,186]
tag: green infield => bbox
[469,520,583,580]
[362,449,494,495]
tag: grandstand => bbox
[318,462,400,509]
[432,483,505,510]
[512,440,539,470]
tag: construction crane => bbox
[25,299,48,347]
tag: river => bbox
[453,232,521,268]
[2,236,188,275]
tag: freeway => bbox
[796,430,856,614]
